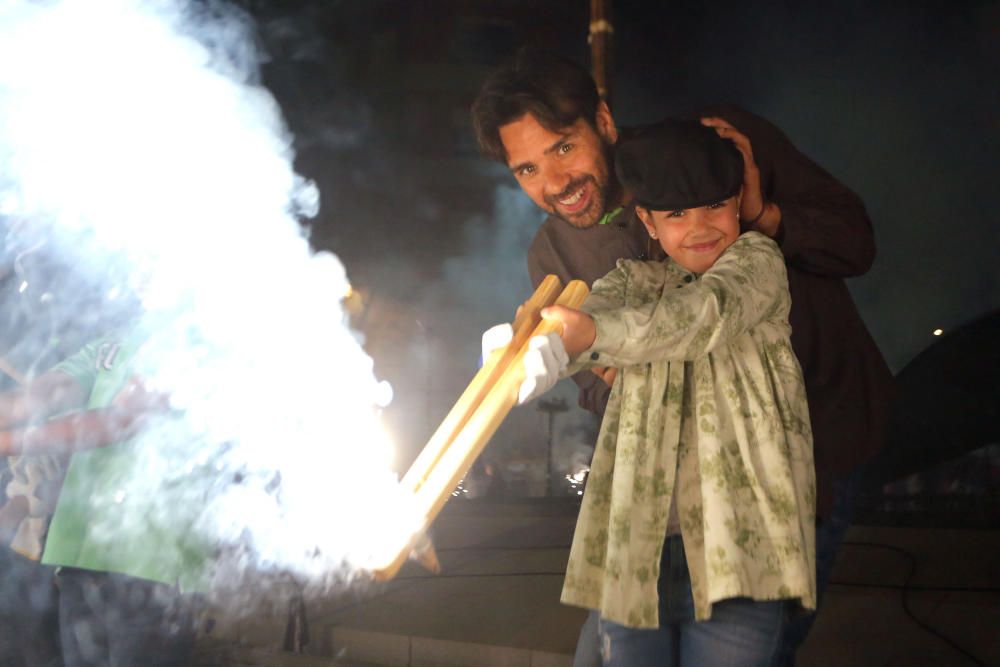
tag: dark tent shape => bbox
[864,309,1000,488]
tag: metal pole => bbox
[537,397,568,496]
[589,0,614,105]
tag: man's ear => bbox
[595,101,618,144]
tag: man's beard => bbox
[543,143,618,229]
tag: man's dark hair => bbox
[471,47,601,164]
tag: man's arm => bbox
[528,235,617,416]
[0,370,88,431]
[702,106,876,278]
[0,376,169,456]
[571,369,612,415]
[0,408,141,456]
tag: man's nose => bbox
[544,165,572,197]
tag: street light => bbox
[537,396,569,496]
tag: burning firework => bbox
[0,0,413,594]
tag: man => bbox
[0,336,201,667]
[472,48,893,665]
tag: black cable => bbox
[435,545,570,552]
[828,581,1000,594]
[423,541,994,665]
[841,541,987,667]
[396,571,565,580]
[323,540,992,666]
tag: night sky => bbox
[244,0,998,466]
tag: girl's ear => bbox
[635,206,657,238]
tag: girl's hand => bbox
[541,305,596,359]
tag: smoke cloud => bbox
[0,0,416,598]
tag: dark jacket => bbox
[526,106,894,516]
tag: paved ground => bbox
[200,499,1000,666]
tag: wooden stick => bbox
[400,275,562,495]
[372,279,588,580]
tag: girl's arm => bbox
[582,232,789,367]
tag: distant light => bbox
[374,380,393,408]
[18,281,27,293]
[933,328,943,336]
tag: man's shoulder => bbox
[528,214,616,257]
[528,214,559,247]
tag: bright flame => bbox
[0,0,416,588]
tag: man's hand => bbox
[541,305,596,359]
[592,366,617,387]
[480,322,569,405]
[110,376,170,415]
[700,116,781,238]
[481,323,514,363]
[519,333,568,404]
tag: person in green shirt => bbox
[494,120,816,666]
[0,334,201,666]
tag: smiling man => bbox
[472,48,894,667]
[500,110,617,229]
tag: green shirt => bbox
[561,232,816,628]
[41,335,210,591]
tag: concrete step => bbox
[195,632,571,667]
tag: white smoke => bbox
[0,0,416,592]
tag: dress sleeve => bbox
[582,233,789,366]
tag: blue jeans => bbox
[572,609,601,667]
[775,471,860,666]
[593,535,787,667]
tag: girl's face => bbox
[636,194,741,274]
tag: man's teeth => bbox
[560,188,584,206]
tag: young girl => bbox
[528,120,816,666]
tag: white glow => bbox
[933,328,943,336]
[0,0,416,587]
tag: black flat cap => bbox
[615,119,743,211]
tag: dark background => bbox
[235,0,997,498]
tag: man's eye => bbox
[558,143,573,155]
[707,201,727,210]
[518,165,536,177]
[667,210,685,218]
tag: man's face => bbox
[499,108,618,229]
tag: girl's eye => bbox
[667,210,685,218]
[707,201,727,210]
